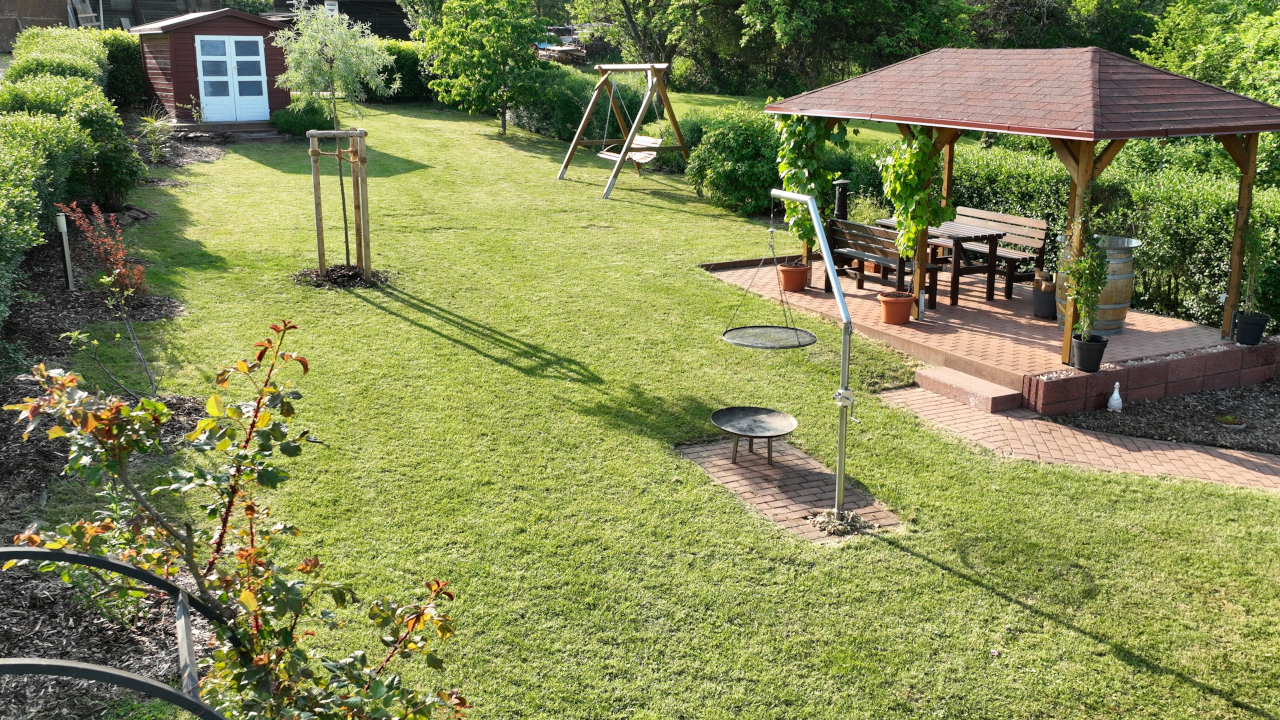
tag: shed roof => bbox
[130,8,286,35]
[764,47,1280,140]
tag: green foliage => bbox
[1062,214,1110,341]
[571,0,684,63]
[369,39,433,102]
[775,113,850,261]
[274,5,399,128]
[0,74,146,209]
[0,146,42,329]
[270,95,333,136]
[135,104,172,163]
[877,128,955,260]
[13,26,109,74]
[94,29,147,108]
[508,63,653,142]
[648,107,706,172]
[222,0,274,13]
[5,325,471,720]
[686,102,779,215]
[423,0,548,134]
[4,53,105,85]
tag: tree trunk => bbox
[331,92,351,266]
[500,98,507,134]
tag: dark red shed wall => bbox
[151,19,289,122]
[140,35,174,116]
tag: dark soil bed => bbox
[1054,376,1280,454]
[294,263,391,288]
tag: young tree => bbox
[273,3,397,267]
[422,0,548,134]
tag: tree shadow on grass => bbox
[876,534,1276,719]
[229,143,431,178]
[560,383,725,445]
[344,285,602,385]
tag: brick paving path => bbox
[711,261,1226,390]
[881,386,1280,490]
[679,438,900,544]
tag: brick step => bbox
[915,366,1023,413]
[173,121,276,132]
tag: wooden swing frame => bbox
[556,63,689,199]
[306,128,372,281]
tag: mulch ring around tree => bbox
[293,263,391,289]
[1052,376,1280,455]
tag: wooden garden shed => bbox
[131,8,289,123]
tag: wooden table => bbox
[877,219,1006,304]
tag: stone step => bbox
[915,366,1023,413]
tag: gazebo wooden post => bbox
[1051,139,1097,363]
[1216,132,1260,337]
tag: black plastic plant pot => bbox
[1234,312,1271,346]
[1070,334,1109,373]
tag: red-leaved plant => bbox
[56,201,147,294]
[4,321,469,719]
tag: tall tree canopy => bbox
[571,0,689,63]
[423,0,550,134]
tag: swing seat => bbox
[597,135,661,164]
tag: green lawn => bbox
[62,100,1280,719]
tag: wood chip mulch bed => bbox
[0,214,208,718]
[294,263,391,288]
[1053,376,1280,455]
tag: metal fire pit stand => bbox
[770,189,856,512]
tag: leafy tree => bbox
[969,0,1167,55]
[274,3,398,267]
[422,0,548,134]
[571,0,690,63]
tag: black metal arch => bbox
[0,658,229,720]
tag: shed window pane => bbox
[238,80,263,96]
[199,39,225,56]
[202,60,228,76]
[234,40,259,56]
[235,60,261,77]
[203,80,230,97]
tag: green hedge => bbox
[508,63,654,142]
[271,95,333,136]
[13,26,109,75]
[0,113,93,325]
[96,29,147,108]
[373,39,431,102]
[686,103,779,215]
[4,53,105,86]
[0,75,145,209]
[647,108,707,173]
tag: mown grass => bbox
[52,98,1280,719]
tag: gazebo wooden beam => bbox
[1092,139,1127,179]
[1216,132,1259,337]
[1056,139,1098,363]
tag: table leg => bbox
[732,435,739,464]
[767,437,773,465]
[987,237,998,301]
[748,437,755,453]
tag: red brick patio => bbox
[706,259,1278,415]
[679,438,899,544]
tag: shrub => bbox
[222,0,273,13]
[686,103,779,215]
[0,112,93,226]
[0,147,43,327]
[57,201,147,294]
[0,75,145,209]
[4,53,105,85]
[647,108,706,173]
[12,26,109,74]
[270,95,333,136]
[94,29,147,108]
[507,63,653,142]
[368,39,432,101]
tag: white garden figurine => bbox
[1107,382,1123,412]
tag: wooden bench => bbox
[824,219,940,309]
[947,207,1049,300]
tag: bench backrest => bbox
[954,207,1049,253]
[827,219,902,260]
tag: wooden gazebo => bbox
[765,47,1280,362]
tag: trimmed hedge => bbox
[96,29,147,108]
[374,39,432,102]
[271,95,333,136]
[13,26,109,74]
[4,53,105,86]
[685,103,779,215]
[508,63,653,142]
[0,113,93,325]
[0,75,146,209]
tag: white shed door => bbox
[195,35,269,122]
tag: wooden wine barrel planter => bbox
[1056,236,1142,336]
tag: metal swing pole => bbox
[770,189,854,512]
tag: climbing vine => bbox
[877,128,955,260]
[1062,202,1109,341]
[775,114,851,264]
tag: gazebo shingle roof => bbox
[764,47,1280,140]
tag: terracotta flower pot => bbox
[779,263,809,292]
[879,291,914,325]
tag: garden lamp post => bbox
[770,189,854,512]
